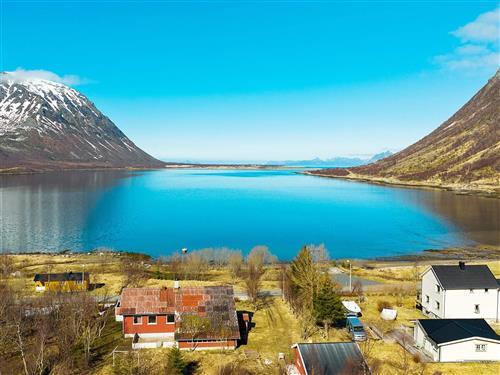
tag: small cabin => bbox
[33,271,90,292]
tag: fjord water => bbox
[0,169,498,259]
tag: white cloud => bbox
[435,50,498,71]
[455,44,490,56]
[1,68,90,86]
[452,8,499,43]
[435,8,499,73]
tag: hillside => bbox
[311,71,500,194]
[0,73,164,171]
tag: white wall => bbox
[439,339,500,362]
[444,289,498,320]
[421,269,444,318]
[414,324,439,361]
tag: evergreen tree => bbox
[289,246,319,312]
[313,274,344,339]
[166,347,186,375]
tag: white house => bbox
[420,262,500,321]
[414,319,500,362]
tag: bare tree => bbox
[352,280,364,302]
[183,252,207,280]
[244,262,264,308]
[306,243,330,263]
[177,314,210,350]
[228,251,244,280]
[247,246,276,271]
[0,254,14,279]
[121,258,148,287]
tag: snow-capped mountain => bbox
[0,72,163,170]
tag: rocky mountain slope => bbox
[312,71,500,193]
[0,73,164,171]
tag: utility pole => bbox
[347,260,352,292]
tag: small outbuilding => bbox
[33,271,90,292]
[290,342,371,375]
[414,319,500,362]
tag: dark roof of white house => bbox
[294,342,370,375]
[417,319,500,345]
[431,263,498,289]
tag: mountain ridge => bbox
[308,71,500,194]
[265,151,393,167]
[0,74,164,172]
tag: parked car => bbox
[346,316,367,341]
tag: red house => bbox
[116,285,241,350]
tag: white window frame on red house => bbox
[148,315,157,325]
[133,316,142,325]
[166,314,175,324]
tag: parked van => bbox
[346,316,367,341]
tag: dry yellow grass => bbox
[6,253,500,374]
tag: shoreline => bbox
[302,170,500,199]
[0,164,297,175]
[5,245,499,264]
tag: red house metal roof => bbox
[117,285,240,340]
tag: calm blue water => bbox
[1,169,498,259]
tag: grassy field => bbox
[4,252,500,374]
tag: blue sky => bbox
[2,1,499,161]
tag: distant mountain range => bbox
[310,70,500,193]
[266,151,393,167]
[0,73,164,171]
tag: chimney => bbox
[459,261,465,270]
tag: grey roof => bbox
[33,272,89,283]
[417,319,500,345]
[296,342,369,375]
[431,264,498,289]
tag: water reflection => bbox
[0,169,498,257]
[393,188,499,246]
[0,171,133,251]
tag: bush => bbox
[377,300,392,312]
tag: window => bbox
[133,316,142,325]
[435,285,441,293]
[485,288,489,293]
[167,314,175,323]
[148,315,157,325]
[470,289,474,293]
[475,344,487,352]
[425,295,430,303]
[435,301,440,310]
[474,304,480,314]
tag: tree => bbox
[247,246,276,271]
[0,254,14,279]
[289,246,319,312]
[121,258,148,287]
[306,243,330,263]
[183,252,207,280]
[166,347,186,375]
[313,274,344,339]
[228,251,244,279]
[244,262,264,308]
[352,280,364,302]
[178,314,210,348]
